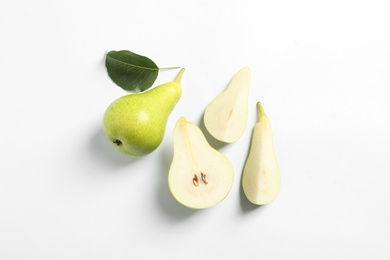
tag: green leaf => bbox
[105,50,159,92]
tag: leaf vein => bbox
[107,55,158,71]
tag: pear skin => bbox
[242,102,280,205]
[168,117,234,209]
[204,66,251,143]
[102,69,185,156]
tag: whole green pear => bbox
[103,68,185,156]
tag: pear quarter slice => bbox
[242,102,280,205]
[204,66,251,143]
[168,117,234,209]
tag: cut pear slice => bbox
[204,66,251,143]
[168,117,234,209]
[242,102,280,205]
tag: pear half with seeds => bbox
[204,66,251,143]
[168,117,234,209]
[242,102,280,205]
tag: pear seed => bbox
[193,174,199,187]
[201,172,209,184]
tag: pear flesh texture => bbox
[168,117,234,209]
[102,69,185,156]
[204,66,251,143]
[242,102,280,205]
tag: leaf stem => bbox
[159,66,181,71]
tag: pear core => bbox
[204,66,251,143]
[168,117,234,209]
[242,102,281,205]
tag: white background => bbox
[1,0,390,259]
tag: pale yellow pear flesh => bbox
[102,69,185,156]
[242,102,280,205]
[204,66,251,143]
[168,117,234,209]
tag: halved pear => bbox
[168,117,234,209]
[242,102,280,205]
[204,66,251,143]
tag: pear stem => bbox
[257,101,267,121]
[174,68,185,84]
